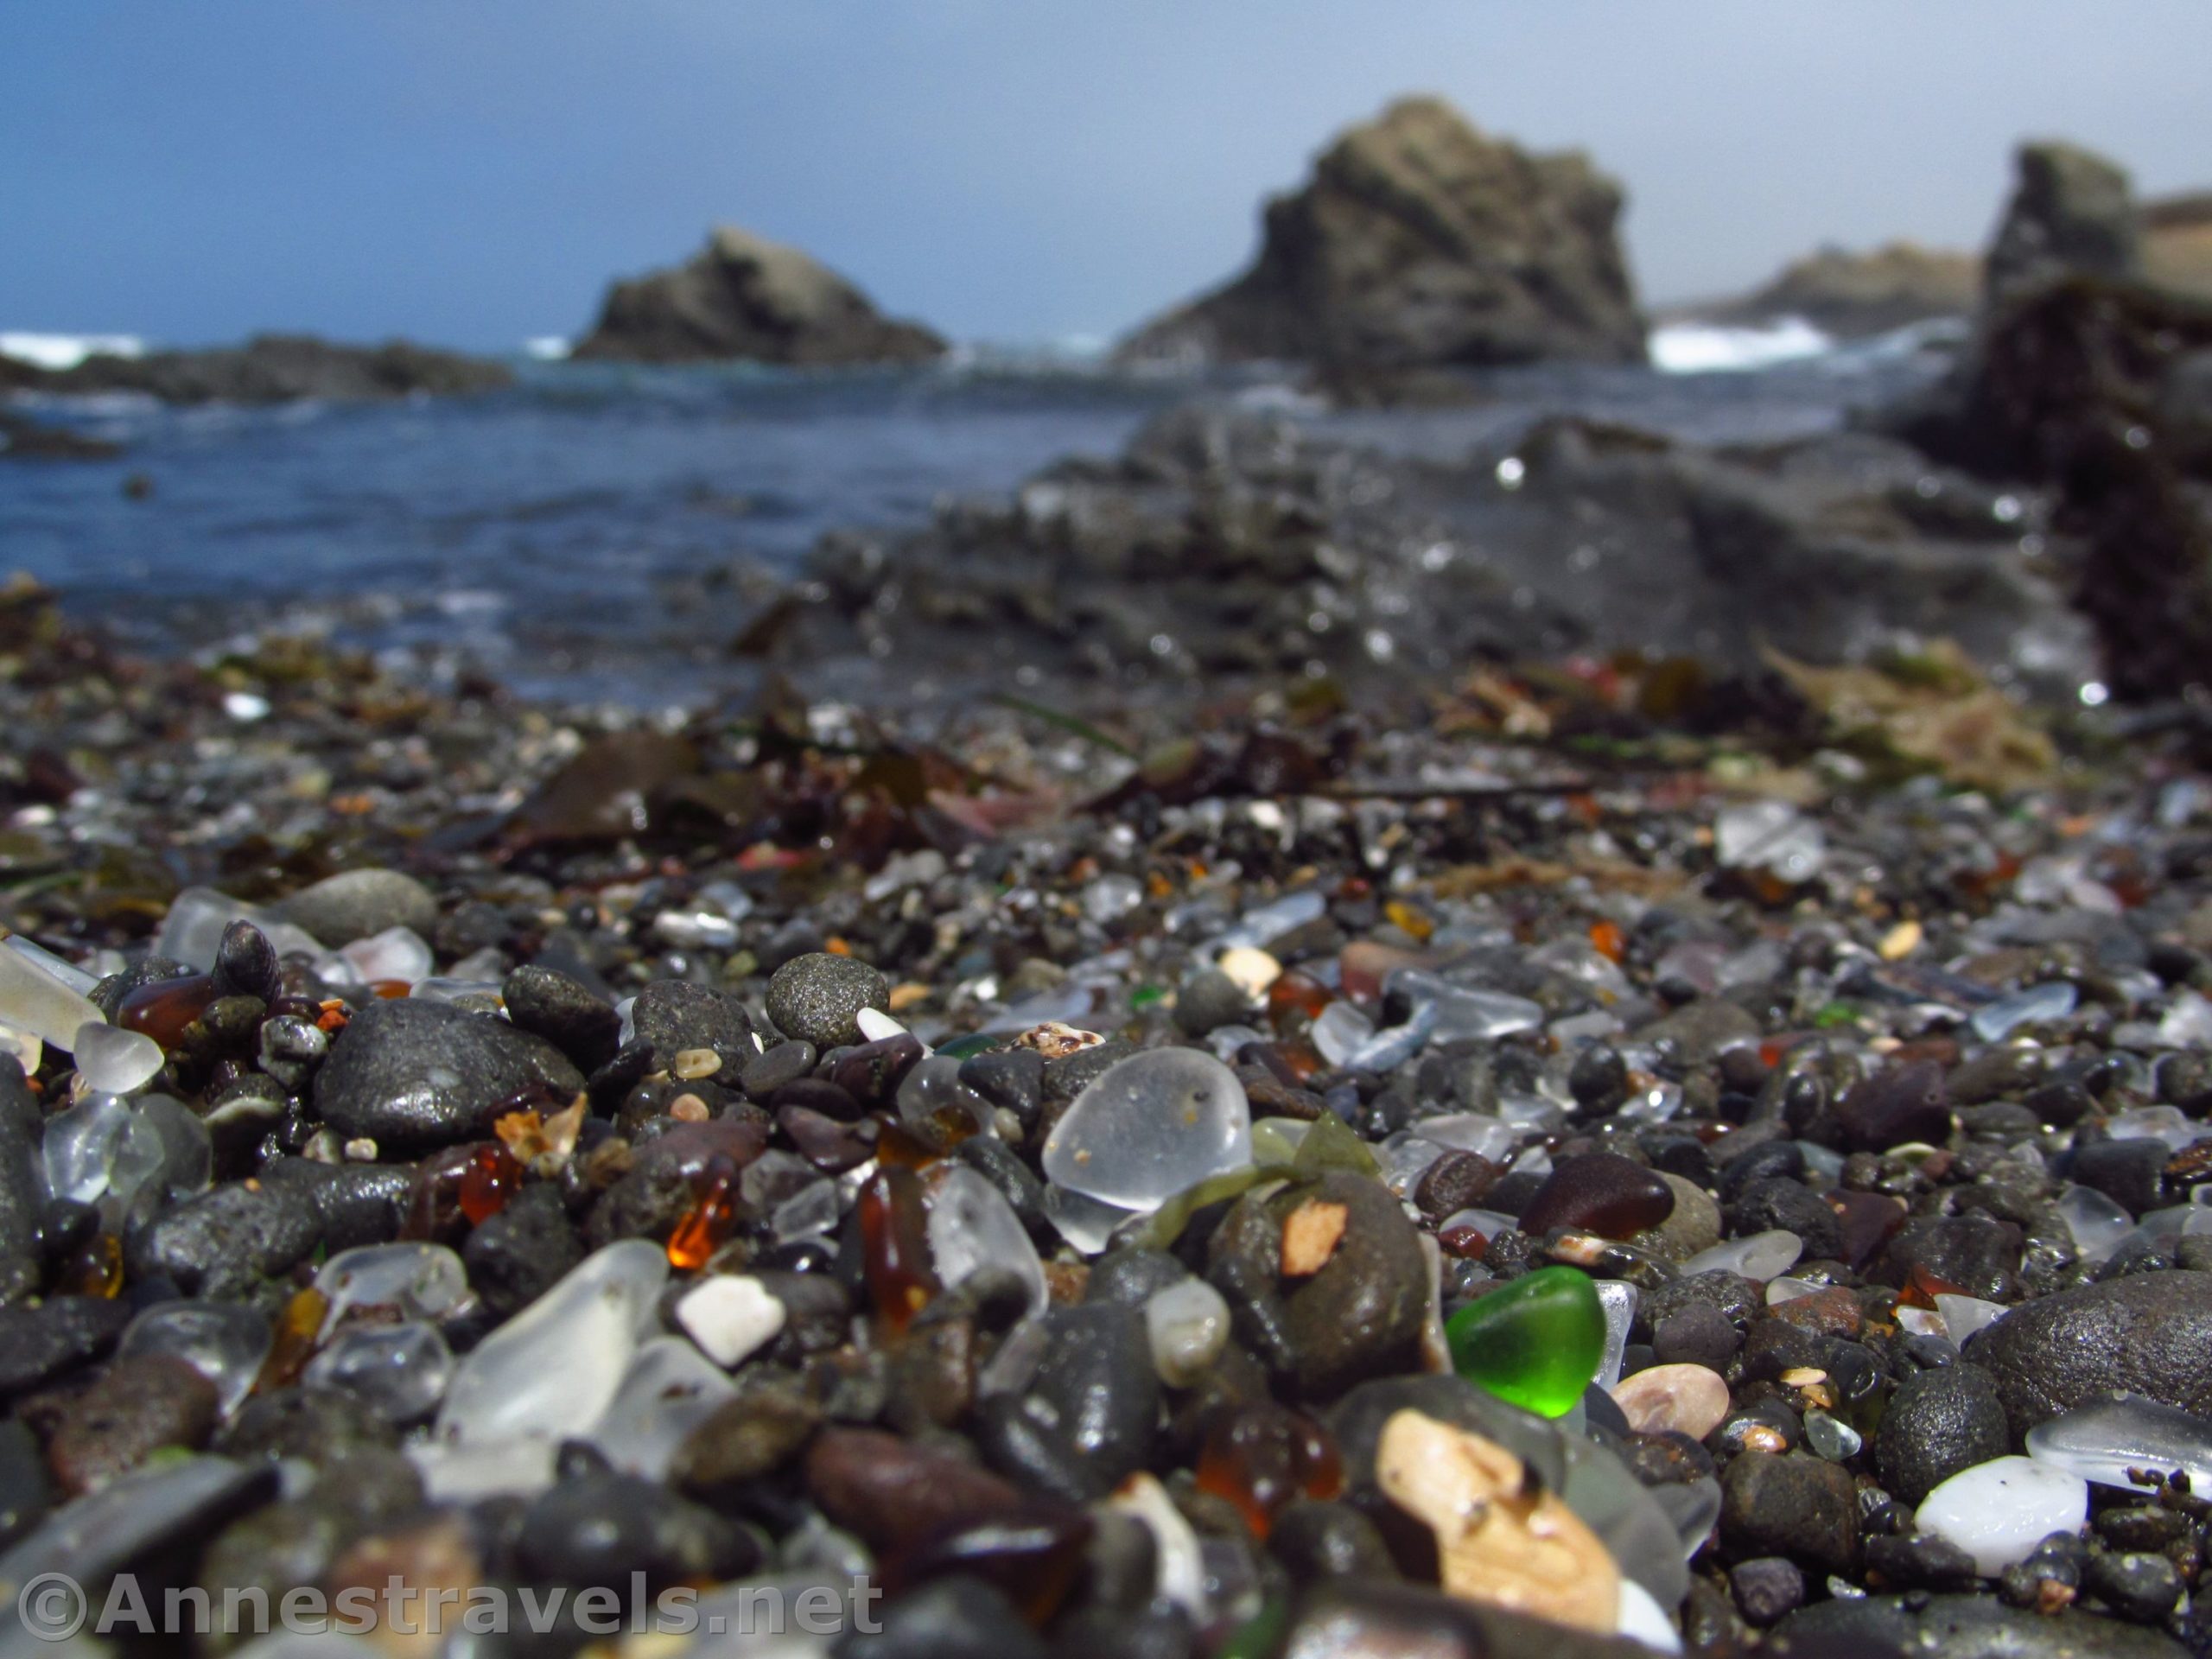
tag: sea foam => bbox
[1648,317,1832,375]
[0,332,146,372]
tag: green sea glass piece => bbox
[1446,1264,1605,1418]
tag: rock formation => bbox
[1677,242,1980,339]
[1116,97,1645,373]
[0,335,511,404]
[2145,192,2212,303]
[1984,141,2141,306]
[572,226,946,366]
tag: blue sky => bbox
[4,2,2208,349]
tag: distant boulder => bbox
[2145,191,2212,303]
[0,334,511,404]
[572,225,946,366]
[1116,96,1645,374]
[1984,141,2142,306]
[1675,242,1980,339]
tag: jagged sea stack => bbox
[573,225,946,366]
[1116,96,1646,373]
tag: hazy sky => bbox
[5,2,2208,350]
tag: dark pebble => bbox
[631,978,757,1069]
[741,1039,818,1099]
[0,1419,50,1550]
[126,1178,322,1299]
[765,952,889,1050]
[1731,1555,1806,1625]
[1719,1451,1859,1575]
[1875,1212,2023,1303]
[1863,1531,1981,1592]
[276,868,438,945]
[212,920,282,1003]
[2070,1139,2171,1217]
[830,1574,1046,1659]
[1268,1498,1400,1581]
[958,1047,1045,1128]
[502,963,624,1073]
[1874,1362,2011,1505]
[313,998,585,1153]
[0,1058,44,1305]
[1043,1040,1137,1104]
[47,1352,220,1497]
[805,1426,1026,1555]
[1568,1043,1630,1114]
[827,1034,925,1107]
[1834,1060,1952,1153]
[2083,1549,2186,1624]
[1516,1150,1675,1240]
[1653,1303,1741,1371]
[517,1470,752,1591]
[1728,1178,1844,1262]
[1173,966,1252,1036]
[1772,1592,2188,1659]
[0,1295,132,1398]
[216,1386,399,1464]
[1084,1248,1189,1308]
[462,1182,583,1319]
[673,1372,823,1497]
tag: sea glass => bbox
[71,1021,164,1095]
[2025,1395,2212,1491]
[0,944,104,1051]
[1446,1265,1605,1418]
[316,1243,469,1337]
[118,1301,271,1415]
[924,1160,1047,1317]
[1041,1047,1252,1210]
[303,1320,453,1422]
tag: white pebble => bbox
[855,1007,908,1043]
[1143,1277,1230,1388]
[1916,1455,2088,1577]
[676,1274,788,1368]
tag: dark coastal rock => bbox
[312,997,585,1153]
[1770,1592,2189,1659]
[765,952,891,1049]
[573,225,945,365]
[1874,1363,2012,1505]
[1116,96,1645,374]
[1968,1271,2212,1436]
[1873,1212,2023,1303]
[5,334,511,404]
[0,410,123,461]
[1679,241,1980,339]
[1986,141,2143,307]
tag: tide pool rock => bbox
[1968,1272,2212,1436]
[313,998,584,1153]
[1446,1266,1605,1419]
[1043,1047,1252,1210]
[1916,1455,2088,1578]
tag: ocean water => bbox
[2,326,1950,704]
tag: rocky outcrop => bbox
[1678,242,1980,339]
[739,404,2087,702]
[1883,140,2212,702]
[1116,97,1644,373]
[2146,191,2212,303]
[0,411,121,461]
[572,226,946,366]
[0,334,511,404]
[1984,141,2141,306]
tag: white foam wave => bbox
[1649,317,1833,375]
[523,336,571,361]
[0,331,146,372]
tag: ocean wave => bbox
[1648,317,1834,375]
[0,331,146,371]
[523,335,572,361]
